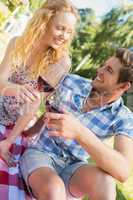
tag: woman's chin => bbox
[50,43,63,50]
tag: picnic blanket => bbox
[0,124,32,200]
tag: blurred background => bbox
[0,0,133,199]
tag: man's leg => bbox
[68,165,116,200]
[28,167,66,200]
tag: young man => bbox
[21,48,133,200]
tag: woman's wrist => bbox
[3,138,12,148]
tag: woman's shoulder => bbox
[6,36,18,51]
[2,37,19,61]
[0,37,19,72]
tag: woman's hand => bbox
[17,84,41,104]
[0,140,16,167]
[20,89,42,116]
[2,83,41,104]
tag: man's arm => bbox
[45,112,133,182]
[76,127,133,182]
[114,135,133,179]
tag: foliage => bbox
[29,0,44,12]
[71,6,133,79]
[0,0,46,27]
[71,8,98,75]
[0,0,23,11]
[0,11,6,26]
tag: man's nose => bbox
[97,67,104,75]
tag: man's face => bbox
[92,56,123,94]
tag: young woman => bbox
[0,0,79,199]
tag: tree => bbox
[71,6,133,81]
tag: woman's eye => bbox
[57,26,64,30]
[67,30,72,34]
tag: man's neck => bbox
[83,89,120,112]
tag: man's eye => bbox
[107,67,113,73]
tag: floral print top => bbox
[0,55,71,126]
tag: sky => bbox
[71,0,133,16]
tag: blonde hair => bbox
[11,0,79,79]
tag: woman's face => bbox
[43,11,77,49]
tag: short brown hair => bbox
[116,48,133,85]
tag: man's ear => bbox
[119,82,131,92]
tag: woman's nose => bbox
[60,31,69,40]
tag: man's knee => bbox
[28,168,66,200]
[69,165,116,200]
[92,173,116,200]
[37,176,65,200]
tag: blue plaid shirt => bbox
[31,74,133,162]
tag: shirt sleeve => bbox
[114,112,133,139]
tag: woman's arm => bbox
[0,113,36,166]
[23,114,45,137]
[0,91,41,165]
[0,38,42,104]
[0,37,19,96]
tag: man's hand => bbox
[44,112,83,140]
[0,140,16,167]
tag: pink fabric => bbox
[0,125,32,200]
